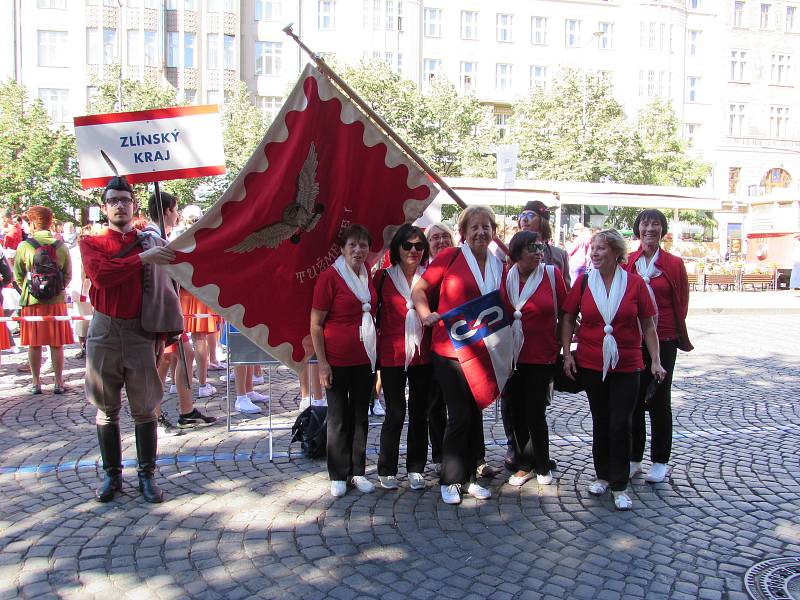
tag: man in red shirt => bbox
[80,177,183,504]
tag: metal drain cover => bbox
[745,557,800,600]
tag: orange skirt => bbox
[20,303,75,347]
[180,289,218,334]
[0,323,10,350]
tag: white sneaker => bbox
[197,383,215,398]
[247,390,269,403]
[408,472,425,490]
[536,471,554,485]
[613,491,633,510]
[630,461,642,478]
[379,475,398,489]
[645,463,669,483]
[467,482,491,500]
[440,484,462,504]
[234,395,261,414]
[330,480,346,497]
[508,471,535,487]
[588,479,609,496]
[252,375,265,385]
[168,384,177,394]
[351,476,374,493]
[298,396,311,411]
[310,397,327,407]
[371,401,385,416]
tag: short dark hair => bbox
[508,230,540,262]
[388,224,429,265]
[337,223,372,248]
[101,176,134,203]
[147,191,178,222]
[633,209,668,239]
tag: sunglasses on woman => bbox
[518,211,536,221]
[527,241,546,253]
[401,241,426,252]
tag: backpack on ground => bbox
[25,239,65,301]
[291,405,327,459]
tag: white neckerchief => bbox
[461,244,502,295]
[587,267,628,380]
[332,255,376,372]
[505,263,544,369]
[386,264,425,370]
[635,249,661,327]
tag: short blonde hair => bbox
[592,228,628,264]
[458,206,497,238]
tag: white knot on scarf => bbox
[333,255,377,372]
[386,264,425,370]
[462,243,503,295]
[635,250,661,328]
[505,263,544,369]
[587,267,628,380]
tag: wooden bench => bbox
[686,272,699,291]
[740,272,775,291]
[704,274,737,291]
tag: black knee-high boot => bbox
[135,421,163,503]
[96,424,123,502]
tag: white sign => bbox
[73,105,226,189]
[496,144,519,189]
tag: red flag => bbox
[164,64,438,371]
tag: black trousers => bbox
[326,365,374,481]
[433,354,483,486]
[427,380,446,464]
[509,364,553,475]
[632,340,678,464]
[378,364,433,476]
[580,368,640,492]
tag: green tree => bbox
[88,65,178,114]
[0,80,82,221]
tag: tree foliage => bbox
[0,80,82,221]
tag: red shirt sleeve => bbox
[311,268,335,312]
[80,236,143,290]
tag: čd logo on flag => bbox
[441,290,513,410]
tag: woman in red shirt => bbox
[625,210,693,484]
[311,224,377,498]
[374,224,432,491]
[412,206,503,505]
[501,231,567,487]
[560,229,666,511]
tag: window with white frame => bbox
[167,32,178,67]
[688,30,701,55]
[495,63,512,91]
[495,113,509,138]
[423,58,442,83]
[769,105,789,137]
[372,0,383,29]
[386,0,396,30]
[565,19,581,47]
[144,30,157,66]
[648,22,656,49]
[598,22,613,49]
[734,1,745,26]
[318,0,335,30]
[183,89,197,104]
[184,32,196,67]
[684,123,698,147]
[730,50,747,81]
[530,65,547,89]
[37,0,67,8]
[384,52,394,67]
[497,14,512,42]
[531,16,547,45]
[258,96,283,123]
[771,53,791,83]
[207,34,220,69]
[461,11,478,40]
[728,103,745,135]
[687,76,700,101]
[660,23,667,49]
[223,35,235,69]
[255,0,281,21]
[86,86,100,107]
[127,30,140,66]
[460,61,477,92]
[206,89,221,104]
[103,28,117,64]
[38,88,70,123]
[760,3,771,28]
[424,8,442,37]
[689,0,701,9]
[787,6,797,31]
[86,28,99,65]
[184,0,197,10]
[397,52,403,72]
[255,41,281,75]
[397,0,403,31]
[647,70,656,96]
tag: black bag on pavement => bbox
[25,239,65,301]
[291,405,327,458]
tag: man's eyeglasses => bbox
[518,211,537,221]
[428,233,451,243]
[527,241,547,253]
[401,241,426,252]
[106,197,134,207]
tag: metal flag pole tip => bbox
[100,150,119,177]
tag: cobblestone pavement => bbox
[0,313,798,600]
